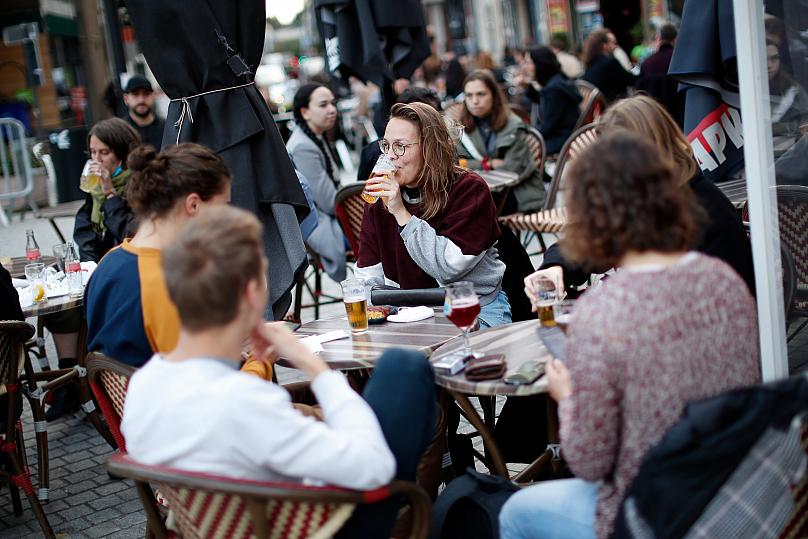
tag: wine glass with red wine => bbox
[444,281,481,359]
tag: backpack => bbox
[431,468,520,539]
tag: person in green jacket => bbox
[455,69,545,214]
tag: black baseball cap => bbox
[124,75,153,93]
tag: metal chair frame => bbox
[0,118,37,225]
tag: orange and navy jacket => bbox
[85,239,271,379]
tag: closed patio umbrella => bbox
[315,0,430,112]
[124,0,309,319]
[668,0,744,183]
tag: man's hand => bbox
[252,322,329,379]
[524,266,565,311]
[547,359,572,402]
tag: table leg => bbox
[448,390,509,479]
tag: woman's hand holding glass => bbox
[367,174,411,225]
[524,266,565,311]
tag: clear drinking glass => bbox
[552,300,576,334]
[52,243,68,273]
[362,154,396,204]
[444,281,481,358]
[530,274,559,327]
[25,262,47,303]
[341,278,369,334]
[445,117,465,144]
[79,159,101,193]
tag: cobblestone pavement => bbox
[1,210,806,537]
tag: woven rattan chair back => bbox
[524,127,546,179]
[777,186,808,318]
[546,123,599,210]
[86,352,135,452]
[107,453,431,539]
[0,321,54,538]
[573,88,608,131]
[574,80,597,108]
[334,182,367,256]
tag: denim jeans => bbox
[478,289,512,329]
[335,349,437,539]
[499,478,598,539]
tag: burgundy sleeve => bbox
[436,173,501,255]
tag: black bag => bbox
[431,468,520,539]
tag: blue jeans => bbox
[478,289,512,329]
[499,478,598,539]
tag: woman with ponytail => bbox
[85,143,234,368]
[286,83,347,282]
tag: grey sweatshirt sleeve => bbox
[399,216,488,284]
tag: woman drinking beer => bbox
[355,102,510,328]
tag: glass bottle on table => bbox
[25,229,41,263]
[444,281,482,359]
[65,242,83,298]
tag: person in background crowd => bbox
[581,28,637,102]
[286,83,347,283]
[637,23,681,123]
[356,86,443,184]
[475,51,506,83]
[73,118,139,263]
[500,132,760,539]
[356,102,510,328]
[526,95,756,299]
[121,205,436,539]
[84,143,274,380]
[767,39,808,140]
[0,264,24,429]
[523,46,582,154]
[550,33,583,79]
[122,75,165,149]
[444,51,467,100]
[456,69,545,213]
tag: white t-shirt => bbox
[121,355,396,490]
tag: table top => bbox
[2,256,58,278]
[35,199,84,220]
[291,309,461,370]
[716,178,747,209]
[431,320,566,397]
[22,293,82,318]
[475,169,520,193]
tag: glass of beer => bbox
[530,275,559,327]
[79,159,101,193]
[552,300,576,334]
[341,278,369,334]
[362,155,396,204]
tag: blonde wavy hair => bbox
[598,95,697,186]
[389,102,463,219]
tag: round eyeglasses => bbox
[379,139,420,157]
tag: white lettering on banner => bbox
[325,37,340,72]
[688,104,744,173]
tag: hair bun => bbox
[127,145,159,173]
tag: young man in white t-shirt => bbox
[121,205,436,538]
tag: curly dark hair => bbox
[561,131,701,268]
[582,28,611,68]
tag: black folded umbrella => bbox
[124,0,309,319]
[669,0,744,182]
[315,0,430,86]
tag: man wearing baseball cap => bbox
[122,74,164,149]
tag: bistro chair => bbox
[777,185,808,341]
[0,321,54,538]
[573,81,608,131]
[16,319,111,502]
[500,123,599,254]
[85,352,135,452]
[106,453,432,539]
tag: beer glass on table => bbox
[52,243,68,273]
[79,160,101,193]
[362,155,396,204]
[530,275,559,327]
[341,278,369,334]
[444,281,481,359]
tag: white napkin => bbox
[387,306,435,323]
[300,330,350,353]
[12,278,27,289]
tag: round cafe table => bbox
[23,293,83,318]
[431,320,567,481]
